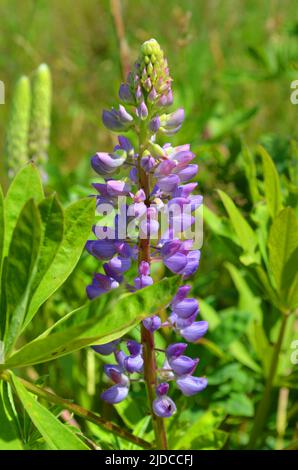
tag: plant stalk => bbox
[137,120,168,450]
[248,312,289,448]
[0,371,152,450]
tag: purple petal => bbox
[153,396,176,418]
[92,340,119,356]
[101,384,129,404]
[124,354,144,373]
[127,340,142,356]
[172,298,199,319]
[176,164,198,182]
[157,174,180,193]
[180,321,209,342]
[166,343,188,359]
[156,383,169,396]
[142,315,162,332]
[176,376,208,396]
[169,355,199,376]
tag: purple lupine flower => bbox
[166,343,188,359]
[86,240,117,260]
[119,83,135,104]
[91,150,127,175]
[180,321,209,342]
[104,364,129,386]
[124,354,144,373]
[149,116,161,133]
[101,385,129,404]
[141,155,155,171]
[86,273,119,299]
[172,298,199,319]
[134,261,154,289]
[137,101,148,120]
[153,395,176,418]
[176,376,208,396]
[169,355,199,376]
[102,105,133,132]
[127,340,142,356]
[143,315,162,332]
[87,38,208,418]
[92,340,119,356]
[156,382,169,396]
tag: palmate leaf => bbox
[24,196,95,327]
[11,374,89,450]
[3,276,179,368]
[4,199,41,354]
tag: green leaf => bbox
[174,407,226,449]
[217,189,257,259]
[4,163,43,258]
[0,185,4,281]
[221,392,254,417]
[258,145,282,218]
[24,197,95,326]
[268,208,298,303]
[242,147,260,204]
[203,205,237,242]
[23,195,64,327]
[229,340,261,374]
[4,276,179,368]
[0,381,23,449]
[0,186,4,337]
[4,200,41,353]
[11,374,89,450]
[199,299,220,330]
[184,430,228,450]
[282,247,298,310]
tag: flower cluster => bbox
[86,39,208,418]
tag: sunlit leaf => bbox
[4,276,178,368]
[4,200,41,353]
[3,163,43,258]
[24,197,95,326]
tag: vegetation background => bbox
[0,0,297,450]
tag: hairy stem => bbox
[138,121,168,450]
[249,312,289,448]
[0,371,152,449]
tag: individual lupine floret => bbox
[153,383,177,418]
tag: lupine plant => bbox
[4,64,52,180]
[86,38,208,448]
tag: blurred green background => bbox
[0,0,297,450]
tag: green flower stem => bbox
[249,312,290,448]
[138,120,168,450]
[0,371,152,450]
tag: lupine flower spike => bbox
[87,39,208,444]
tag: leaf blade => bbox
[11,374,89,450]
[5,276,178,368]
